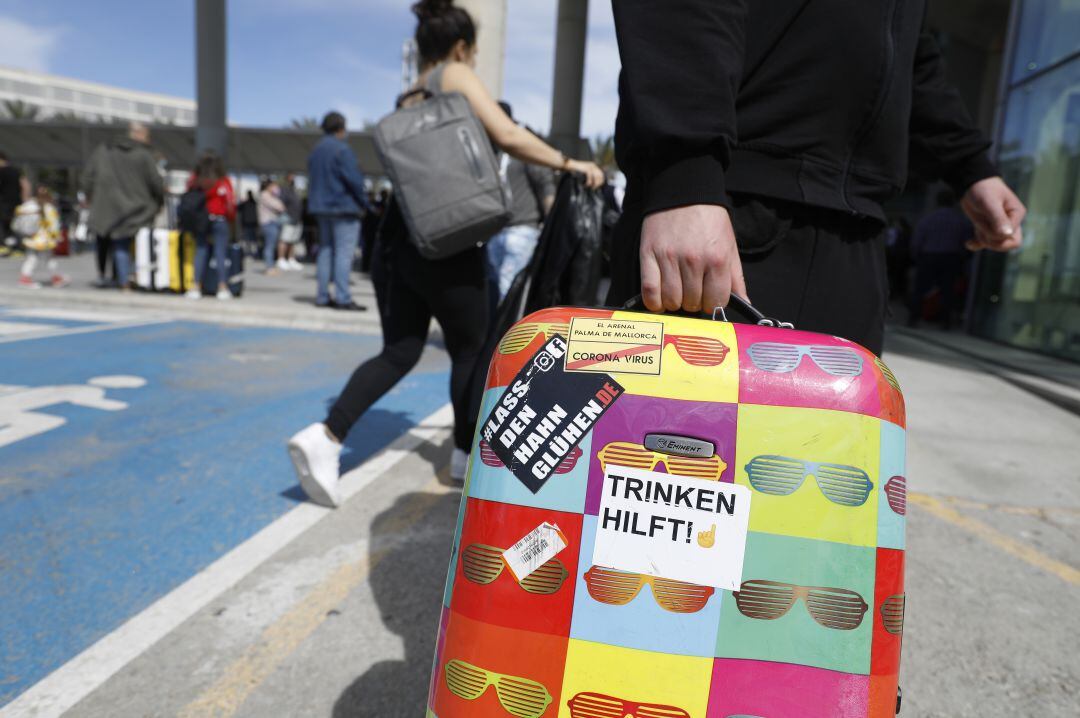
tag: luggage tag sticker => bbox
[564,317,665,376]
[481,335,624,493]
[502,522,569,583]
[592,465,752,591]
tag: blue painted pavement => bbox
[0,317,449,706]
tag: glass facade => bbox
[971,0,1080,361]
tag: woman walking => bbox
[287,0,604,506]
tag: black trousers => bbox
[325,236,488,450]
[607,192,889,355]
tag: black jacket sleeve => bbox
[612,0,748,215]
[908,25,997,193]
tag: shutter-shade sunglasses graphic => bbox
[881,593,905,635]
[567,691,691,718]
[443,658,553,718]
[734,579,869,630]
[497,322,570,354]
[744,455,874,507]
[461,543,569,594]
[746,342,864,376]
[583,565,715,613]
[874,356,901,391]
[884,475,906,515]
[599,441,726,481]
[661,334,730,366]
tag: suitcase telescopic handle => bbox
[621,293,794,329]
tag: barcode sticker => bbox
[502,522,569,583]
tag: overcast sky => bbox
[0,0,620,140]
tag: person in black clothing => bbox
[0,151,22,255]
[907,190,974,329]
[286,0,603,507]
[238,190,259,258]
[606,0,1026,355]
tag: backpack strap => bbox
[394,63,446,109]
[424,63,447,95]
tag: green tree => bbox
[1,99,41,120]
[289,116,320,130]
[48,110,84,123]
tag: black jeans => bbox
[608,192,889,355]
[325,237,489,450]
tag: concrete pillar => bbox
[457,0,506,98]
[195,0,227,160]
[549,0,589,155]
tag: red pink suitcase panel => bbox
[431,306,906,718]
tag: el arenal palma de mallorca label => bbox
[482,335,624,493]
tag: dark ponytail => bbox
[412,0,476,68]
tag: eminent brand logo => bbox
[643,434,715,459]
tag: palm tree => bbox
[289,116,320,130]
[2,99,41,120]
[48,110,83,123]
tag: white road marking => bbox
[0,377,147,449]
[0,318,169,345]
[86,375,148,389]
[1,308,140,324]
[0,403,454,718]
[0,321,55,336]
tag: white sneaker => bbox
[287,423,342,507]
[184,289,201,299]
[450,448,469,483]
[276,258,290,270]
[287,258,303,271]
[216,289,233,300]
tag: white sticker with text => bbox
[592,465,751,590]
[502,522,569,583]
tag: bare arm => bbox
[440,63,604,188]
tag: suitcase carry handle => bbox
[621,294,794,329]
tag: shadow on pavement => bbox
[331,488,462,717]
[882,328,982,374]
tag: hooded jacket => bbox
[81,138,164,238]
[612,0,996,223]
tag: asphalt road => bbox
[0,286,1077,717]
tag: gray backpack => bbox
[373,65,511,259]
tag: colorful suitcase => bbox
[428,299,906,718]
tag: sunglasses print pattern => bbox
[462,543,569,594]
[583,565,715,613]
[881,593,905,634]
[747,342,864,377]
[734,579,869,630]
[599,441,726,481]
[567,691,690,718]
[497,322,570,354]
[875,356,901,392]
[444,658,553,718]
[884,475,906,515]
[479,440,582,474]
[744,455,874,506]
[662,334,729,366]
